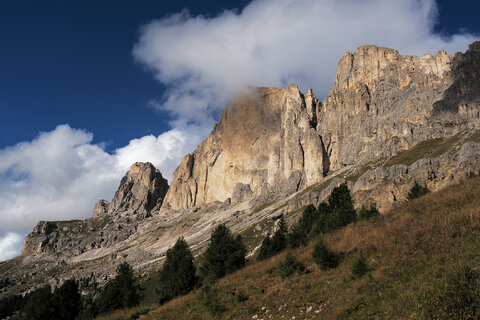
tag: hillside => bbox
[133,176,480,320]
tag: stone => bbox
[93,200,109,218]
[108,162,169,217]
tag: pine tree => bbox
[271,216,288,253]
[157,237,197,303]
[96,262,141,314]
[21,285,55,320]
[200,224,246,280]
[328,183,356,228]
[258,216,289,260]
[257,234,273,261]
[53,279,81,320]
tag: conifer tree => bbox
[96,262,141,314]
[53,279,81,320]
[200,224,246,280]
[157,237,197,303]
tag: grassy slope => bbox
[112,177,480,320]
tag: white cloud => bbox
[0,232,24,261]
[133,0,478,126]
[0,124,201,261]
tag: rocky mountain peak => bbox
[162,85,328,211]
[107,162,169,217]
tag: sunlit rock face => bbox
[162,84,327,211]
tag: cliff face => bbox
[319,45,454,171]
[163,42,480,212]
[162,85,328,211]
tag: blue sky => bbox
[0,0,479,261]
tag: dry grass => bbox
[126,177,480,320]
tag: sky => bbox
[0,0,479,261]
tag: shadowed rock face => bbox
[93,200,109,218]
[108,162,169,217]
[433,41,480,118]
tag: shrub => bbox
[200,224,247,280]
[278,252,306,279]
[358,203,380,220]
[236,290,249,302]
[199,282,225,315]
[351,253,369,278]
[312,238,340,271]
[407,181,430,200]
[157,237,197,303]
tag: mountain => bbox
[1,41,480,299]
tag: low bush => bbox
[278,252,306,279]
[351,253,369,278]
[407,181,430,200]
[312,238,340,271]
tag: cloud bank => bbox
[0,125,202,261]
[2,0,479,261]
[133,0,478,126]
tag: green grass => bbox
[251,199,277,214]
[345,166,371,182]
[385,132,464,167]
[465,129,480,143]
[297,177,333,197]
[135,176,480,319]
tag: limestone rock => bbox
[433,41,480,119]
[93,200,109,218]
[162,85,328,211]
[109,162,169,217]
[318,45,454,171]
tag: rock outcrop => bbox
[108,162,169,217]
[162,85,327,211]
[22,162,169,255]
[93,200,109,218]
[318,45,454,171]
